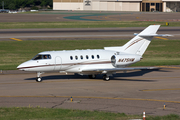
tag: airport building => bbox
[53,0,180,12]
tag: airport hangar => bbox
[53,0,180,12]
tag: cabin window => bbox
[92,55,94,59]
[32,54,51,60]
[80,55,83,60]
[86,55,89,59]
[75,56,78,60]
[97,55,100,59]
[70,56,73,60]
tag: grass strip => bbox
[0,40,180,70]
[0,21,180,29]
[0,107,179,120]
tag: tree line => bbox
[0,0,52,10]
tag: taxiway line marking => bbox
[155,37,168,40]
[10,38,23,41]
[141,88,180,91]
[0,95,180,104]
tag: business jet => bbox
[17,25,170,82]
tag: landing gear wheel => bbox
[36,72,44,82]
[88,75,96,79]
[103,75,110,81]
[36,77,42,82]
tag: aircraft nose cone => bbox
[17,62,30,71]
[17,60,33,71]
[17,64,24,71]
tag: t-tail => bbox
[104,25,171,56]
[121,25,160,55]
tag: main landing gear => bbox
[88,74,110,81]
[103,74,110,81]
[36,72,44,82]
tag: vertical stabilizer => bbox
[121,25,160,55]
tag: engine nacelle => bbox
[111,54,142,67]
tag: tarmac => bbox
[0,66,180,116]
[1,11,180,22]
[0,27,180,41]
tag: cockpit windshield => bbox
[32,54,51,60]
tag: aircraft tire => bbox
[103,75,110,81]
[36,77,42,82]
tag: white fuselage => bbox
[17,49,141,74]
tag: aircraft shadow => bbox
[25,69,169,82]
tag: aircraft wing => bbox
[82,67,159,73]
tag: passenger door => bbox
[54,56,62,71]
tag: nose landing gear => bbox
[36,72,44,82]
[36,77,42,82]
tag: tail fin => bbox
[105,25,161,56]
[121,25,160,55]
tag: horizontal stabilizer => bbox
[139,34,172,37]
